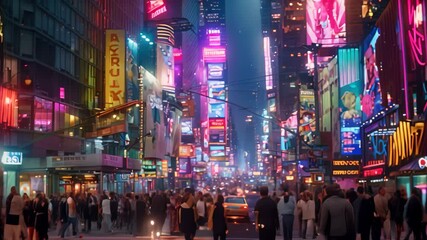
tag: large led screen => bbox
[208,81,226,100]
[209,129,225,143]
[181,118,193,136]
[306,0,346,46]
[338,48,363,156]
[209,145,226,161]
[207,63,224,80]
[157,43,174,90]
[209,102,225,118]
[362,29,382,120]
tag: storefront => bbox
[43,153,141,196]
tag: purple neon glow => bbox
[398,0,410,118]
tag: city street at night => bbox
[1,0,427,239]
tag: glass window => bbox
[34,97,53,132]
[20,30,33,57]
[18,95,33,130]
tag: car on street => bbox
[224,196,249,221]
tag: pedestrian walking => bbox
[84,192,98,233]
[110,192,119,229]
[277,186,295,240]
[196,191,207,227]
[301,191,317,238]
[59,192,78,238]
[179,191,198,240]
[34,193,50,240]
[208,194,228,240]
[23,193,35,240]
[135,194,147,236]
[372,186,390,240]
[101,192,113,233]
[4,186,26,240]
[357,186,375,240]
[319,183,356,240]
[404,187,423,240]
[389,188,406,240]
[254,186,279,240]
[151,191,168,235]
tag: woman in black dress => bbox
[179,192,197,240]
[211,194,227,240]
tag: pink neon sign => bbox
[203,47,226,62]
[407,0,426,68]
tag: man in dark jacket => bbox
[254,186,279,240]
[357,187,375,240]
[404,187,423,240]
[319,183,356,240]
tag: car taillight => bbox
[241,205,248,209]
[223,204,228,208]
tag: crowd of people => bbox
[1,186,229,240]
[4,183,427,240]
[254,183,427,240]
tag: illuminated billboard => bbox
[146,0,167,20]
[181,118,193,136]
[209,118,226,143]
[209,145,226,161]
[157,43,174,91]
[263,37,273,90]
[203,47,226,62]
[306,0,346,46]
[268,98,276,113]
[179,145,195,158]
[362,29,382,120]
[338,48,362,156]
[105,30,126,109]
[207,29,221,46]
[208,81,226,100]
[178,158,191,174]
[299,88,316,146]
[207,63,224,80]
[209,102,225,118]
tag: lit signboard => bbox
[263,37,273,90]
[268,98,276,113]
[339,48,363,156]
[419,157,427,169]
[179,145,195,158]
[300,88,316,146]
[203,47,226,62]
[405,0,425,68]
[209,145,226,161]
[363,167,383,177]
[178,158,191,174]
[208,81,226,100]
[207,63,224,80]
[306,0,346,46]
[1,151,23,165]
[332,160,360,177]
[105,30,125,109]
[157,43,174,90]
[209,102,225,118]
[146,0,167,20]
[209,129,225,143]
[181,119,193,136]
[362,29,382,120]
[209,118,225,129]
[207,29,221,46]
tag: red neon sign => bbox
[363,167,384,177]
[209,118,225,129]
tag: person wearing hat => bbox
[319,183,356,240]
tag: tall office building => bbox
[0,0,145,198]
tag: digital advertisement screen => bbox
[156,43,174,90]
[208,81,226,100]
[209,118,226,129]
[179,145,195,158]
[340,80,363,155]
[203,47,226,62]
[209,129,225,143]
[178,158,191,174]
[209,102,225,118]
[181,118,193,136]
[306,0,346,46]
[146,0,167,20]
[207,29,221,46]
[299,89,316,146]
[362,29,382,121]
[207,63,224,80]
[209,145,226,157]
[268,98,276,113]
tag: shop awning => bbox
[399,160,420,171]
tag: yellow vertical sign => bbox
[105,29,125,109]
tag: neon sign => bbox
[419,157,427,169]
[388,121,424,166]
[363,167,383,177]
[203,47,226,62]
[407,0,425,67]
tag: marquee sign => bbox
[332,160,360,177]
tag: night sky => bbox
[226,0,266,168]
